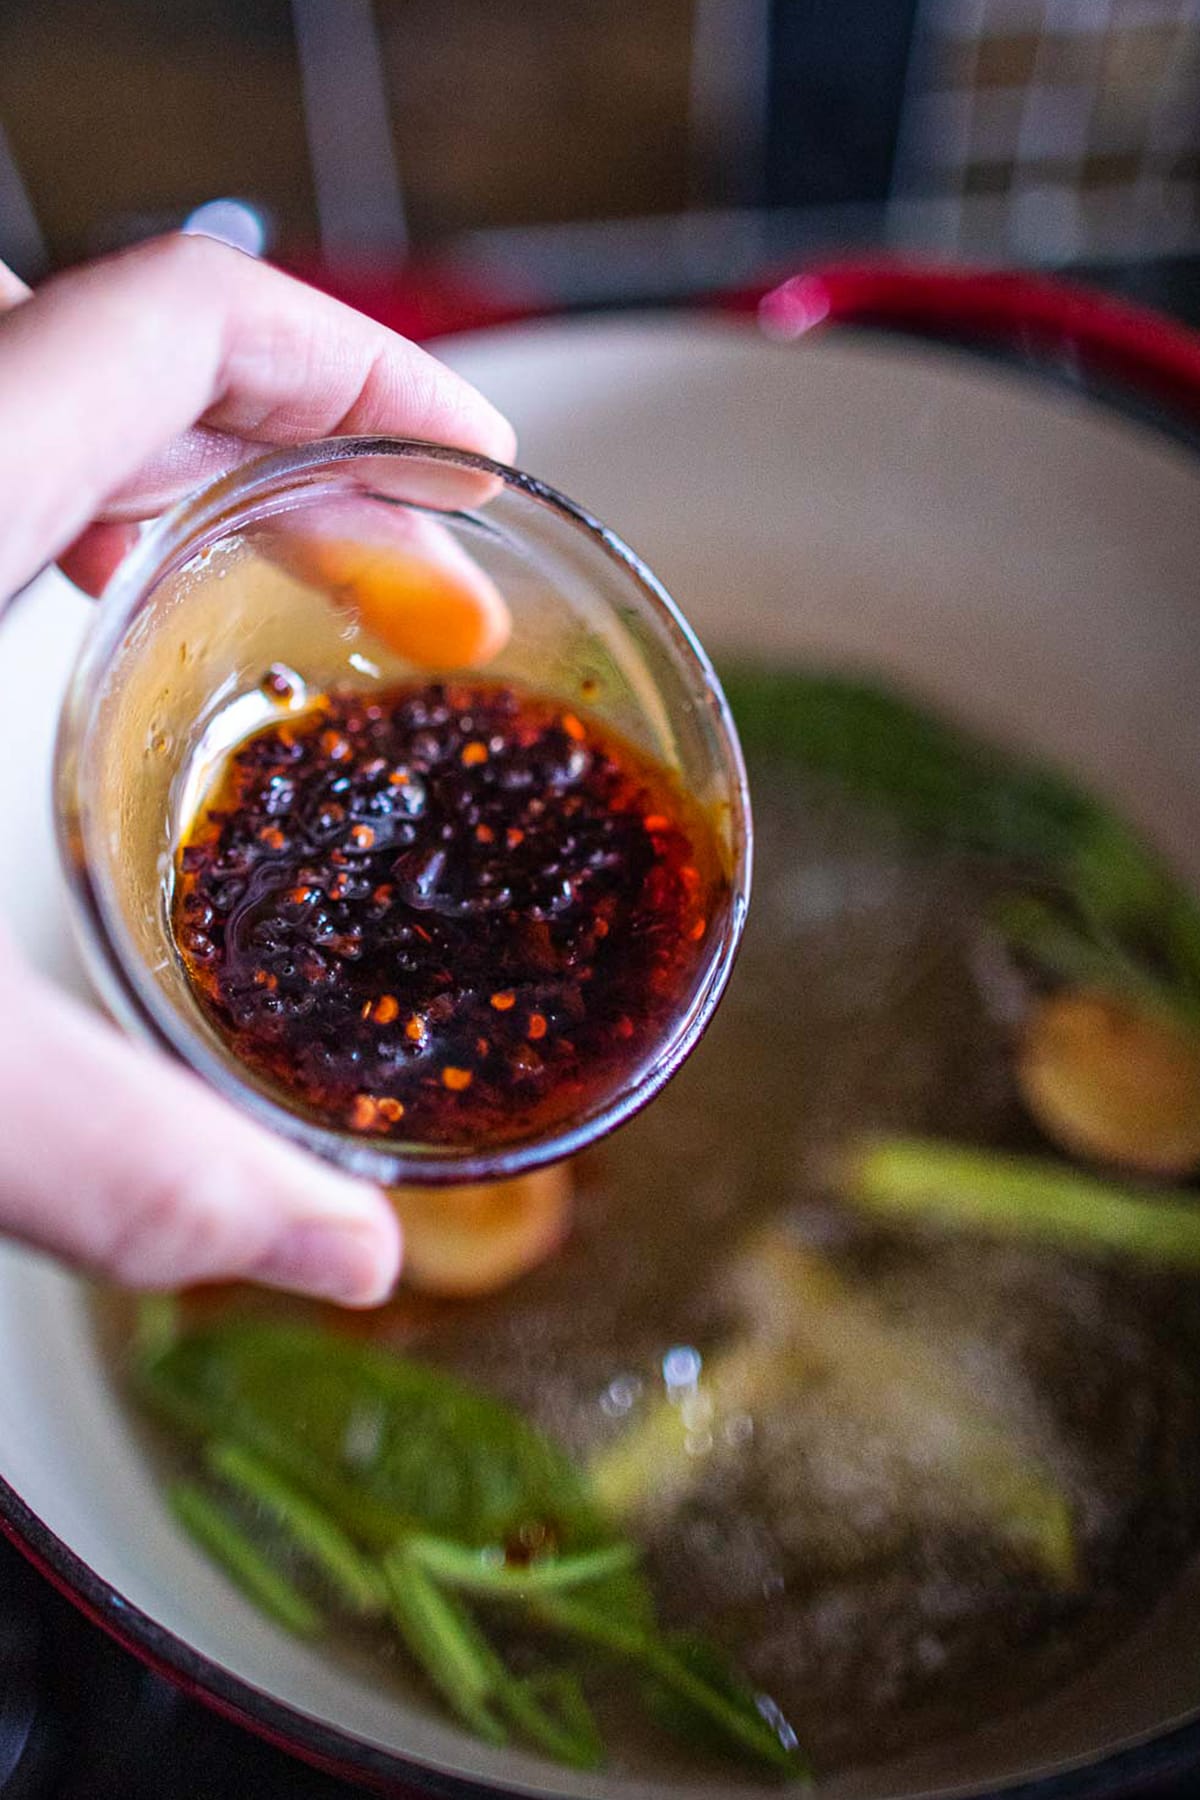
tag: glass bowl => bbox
[54,436,751,1186]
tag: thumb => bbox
[0,941,401,1303]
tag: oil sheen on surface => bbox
[172,680,725,1147]
[110,745,1200,1781]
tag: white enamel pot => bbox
[2,270,1200,1799]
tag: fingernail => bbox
[256,1217,399,1306]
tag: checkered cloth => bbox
[890,0,1200,260]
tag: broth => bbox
[96,729,1200,1781]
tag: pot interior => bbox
[2,317,1200,1800]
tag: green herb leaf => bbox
[383,1545,606,1768]
[719,666,1096,870]
[206,1440,387,1615]
[132,1292,180,1364]
[641,1630,807,1779]
[382,1546,509,1745]
[404,1532,637,1597]
[145,1321,805,1779]
[517,1670,605,1769]
[720,664,1200,1023]
[138,1322,608,1554]
[168,1480,323,1638]
[529,1593,806,1776]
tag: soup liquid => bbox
[173,680,726,1146]
[107,755,1200,1780]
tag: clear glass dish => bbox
[54,436,751,1185]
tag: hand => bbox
[0,233,516,1303]
[0,232,514,599]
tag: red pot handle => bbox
[754,260,1200,421]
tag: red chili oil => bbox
[172,680,727,1147]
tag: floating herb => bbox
[402,1533,638,1597]
[719,665,1200,1028]
[168,1480,323,1638]
[205,1440,387,1616]
[135,1312,805,1780]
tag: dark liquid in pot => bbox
[102,755,1200,1781]
[172,679,726,1146]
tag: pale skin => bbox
[0,234,517,1305]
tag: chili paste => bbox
[173,680,726,1146]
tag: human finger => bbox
[0,936,402,1303]
[0,259,137,595]
[255,505,512,669]
[0,234,515,600]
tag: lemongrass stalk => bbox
[588,1339,810,1523]
[841,1137,1200,1268]
[733,1234,1078,1588]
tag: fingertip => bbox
[341,1187,404,1307]
[253,1178,402,1307]
[259,508,513,671]
[482,408,517,469]
[395,342,516,471]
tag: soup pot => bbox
[2,265,1200,1799]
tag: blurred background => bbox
[2,0,1199,310]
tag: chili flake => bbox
[172,679,725,1148]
